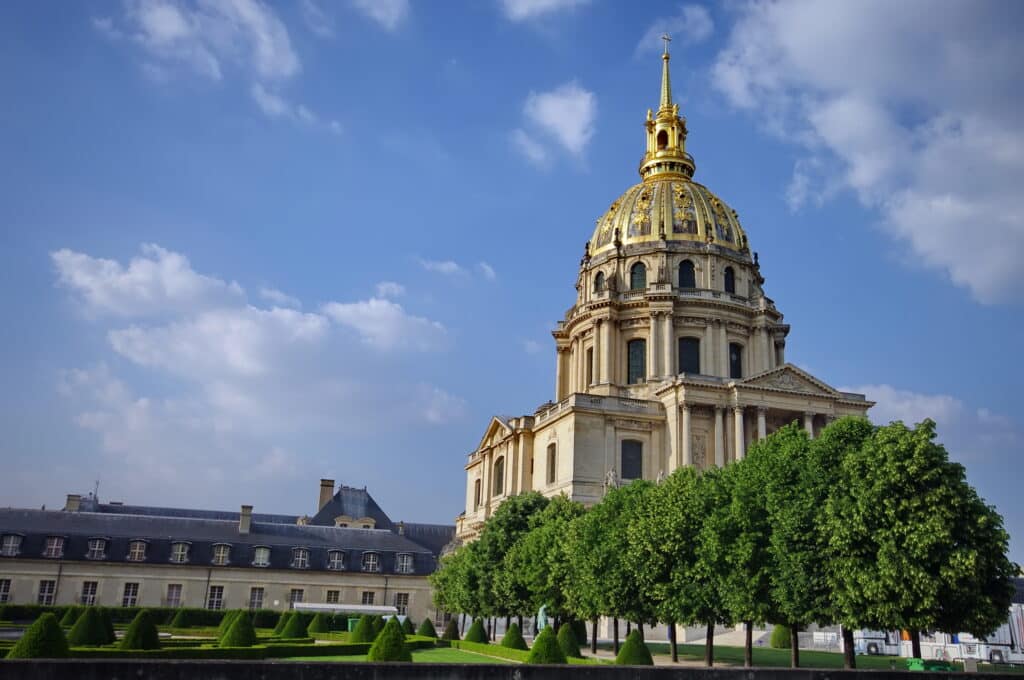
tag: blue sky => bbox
[1,0,1022,561]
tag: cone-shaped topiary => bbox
[769,624,790,649]
[557,623,582,658]
[67,607,108,647]
[170,608,189,628]
[367,616,412,662]
[463,617,488,643]
[219,611,256,647]
[441,618,460,640]
[59,606,82,627]
[119,610,160,650]
[615,629,653,665]
[572,620,588,648]
[350,614,375,643]
[401,616,415,636]
[526,626,566,664]
[272,610,292,635]
[307,612,330,634]
[501,622,528,650]
[6,613,69,659]
[97,607,116,644]
[371,615,384,637]
[416,618,437,638]
[217,610,239,639]
[280,611,309,638]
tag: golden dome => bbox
[589,178,748,256]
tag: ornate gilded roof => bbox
[589,178,748,256]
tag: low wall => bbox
[0,660,1016,680]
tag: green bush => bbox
[220,612,256,648]
[501,622,528,650]
[166,608,224,628]
[217,610,240,639]
[97,608,116,645]
[463,618,488,643]
[119,610,160,650]
[5,613,69,659]
[272,611,291,635]
[280,611,309,638]
[349,614,375,643]
[367,616,412,662]
[441,618,460,640]
[572,620,588,647]
[307,612,330,634]
[59,606,82,627]
[250,609,281,629]
[416,618,437,638]
[526,626,566,664]
[557,623,581,658]
[67,607,108,647]
[770,624,791,649]
[615,629,653,665]
[401,616,415,636]
[370,615,384,637]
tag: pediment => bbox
[741,365,838,396]
[475,416,514,452]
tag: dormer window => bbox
[127,540,147,562]
[291,548,309,569]
[85,538,106,560]
[361,552,380,573]
[0,534,22,557]
[170,542,190,564]
[43,536,64,558]
[396,553,413,574]
[252,546,270,567]
[212,544,231,566]
[327,550,346,571]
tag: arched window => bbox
[492,457,505,496]
[678,259,696,288]
[473,479,481,509]
[630,262,647,290]
[678,337,700,374]
[729,342,744,379]
[657,130,668,150]
[546,443,557,485]
[621,440,643,480]
[593,271,605,292]
[627,339,646,384]
[724,266,736,294]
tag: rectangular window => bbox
[0,579,10,603]
[586,347,594,386]
[170,542,189,564]
[678,337,701,375]
[396,553,413,574]
[325,590,340,604]
[327,550,345,570]
[43,536,64,558]
[252,546,270,567]
[546,444,557,485]
[38,580,56,606]
[86,538,106,560]
[1,534,22,556]
[361,552,380,572]
[394,592,409,615]
[288,589,304,609]
[249,587,264,610]
[627,339,646,384]
[206,585,224,610]
[361,591,375,606]
[621,439,643,481]
[127,541,146,562]
[729,342,744,379]
[122,582,139,607]
[212,544,230,566]
[291,548,309,569]
[81,581,98,606]
[166,583,182,608]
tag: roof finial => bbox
[660,33,672,110]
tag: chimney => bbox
[65,494,81,512]
[318,479,335,510]
[397,521,405,536]
[239,505,253,535]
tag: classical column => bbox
[703,320,714,376]
[757,407,767,440]
[718,321,729,377]
[648,314,659,380]
[760,328,771,373]
[681,404,692,467]
[734,406,746,460]
[600,319,612,384]
[593,321,602,386]
[662,312,673,377]
[803,412,815,439]
[555,348,568,400]
[714,407,725,467]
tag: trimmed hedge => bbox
[97,608,116,645]
[770,624,791,649]
[416,618,437,638]
[441,618,460,641]
[1,604,242,627]
[370,615,384,638]
[526,627,566,664]
[59,607,82,627]
[501,622,528,650]
[120,610,160,650]
[615,629,653,665]
[272,611,291,635]
[65,640,410,660]
[306,612,330,634]
[220,612,256,648]
[67,607,107,647]
[279,611,309,638]
[557,623,582,658]
[401,616,415,636]
[367,616,411,662]
[463,618,488,643]
[217,610,240,639]
[5,613,69,659]
[349,614,375,643]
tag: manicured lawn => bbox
[285,647,516,664]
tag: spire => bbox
[659,34,672,111]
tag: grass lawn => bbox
[285,647,517,664]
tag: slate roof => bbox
[310,485,393,529]
[1013,576,1024,605]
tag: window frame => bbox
[80,581,98,606]
[394,592,410,615]
[593,271,605,293]
[0,579,10,604]
[361,591,375,606]
[252,546,271,568]
[0,534,22,557]
[126,540,147,562]
[621,439,644,481]
[678,336,701,375]
[629,262,647,290]
[206,585,224,610]
[288,588,304,609]
[37,579,56,606]
[211,543,231,566]
[166,583,183,608]
[327,550,346,571]
[678,259,696,288]
[85,538,107,561]
[546,443,557,485]
[291,547,310,569]
[492,456,505,497]
[729,342,744,379]
[325,589,340,604]
[724,266,736,294]
[122,582,139,608]
[361,551,381,573]
[169,541,190,564]
[249,586,264,610]
[396,553,413,574]
[42,536,64,559]
[627,338,647,384]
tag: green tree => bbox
[272,610,291,635]
[349,614,375,643]
[556,620,581,658]
[430,542,484,619]
[463,617,488,643]
[370,614,384,637]
[119,610,160,650]
[67,607,107,647]
[216,610,239,639]
[367,616,412,662]
[97,607,116,644]
[219,612,256,647]
[280,611,309,638]
[614,629,653,665]
[401,616,415,636]
[6,613,69,659]
[500,621,528,650]
[416,618,437,638]
[59,606,82,628]
[307,612,330,634]
[525,626,566,664]
[441,617,460,640]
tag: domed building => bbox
[456,45,872,541]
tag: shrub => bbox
[220,612,256,648]
[280,611,309,638]
[501,622,528,650]
[367,616,412,662]
[250,609,281,629]
[119,610,160,650]
[349,615,375,643]
[463,618,488,643]
[615,629,653,665]
[770,624,791,649]
[441,618,460,641]
[272,611,292,635]
[97,607,116,645]
[526,626,566,664]
[557,623,582,658]
[307,612,330,634]
[370,615,384,637]
[6,613,69,659]
[401,616,415,636]
[416,618,437,638]
[572,620,588,647]
[59,606,82,627]
[170,609,189,628]
[217,610,240,639]
[67,607,108,647]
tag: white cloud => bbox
[300,0,334,38]
[351,0,409,31]
[476,262,497,281]
[522,339,544,354]
[522,81,597,157]
[52,244,243,317]
[636,5,713,54]
[375,281,405,298]
[322,298,447,351]
[418,258,465,276]
[259,286,300,308]
[711,0,1024,303]
[511,129,549,166]
[500,0,590,22]
[418,385,468,425]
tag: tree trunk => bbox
[505,615,510,635]
[591,616,598,654]
[487,618,492,641]
[745,620,753,667]
[669,622,678,663]
[460,613,465,635]
[613,618,620,655]
[533,615,537,636]
[638,622,645,639]
[626,621,632,636]
[705,620,715,666]
[911,630,922,659]
[517,614,523,633]
[790,622,800,668]
[842,626,856,669]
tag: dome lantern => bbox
[640,35,695,183]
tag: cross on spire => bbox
[659,34,673,109]
[661,33,672,55]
